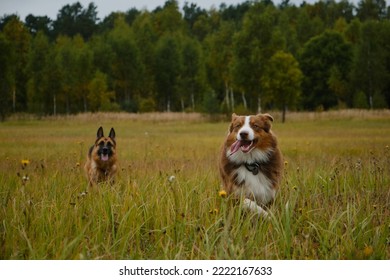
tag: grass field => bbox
[0,110,389,259]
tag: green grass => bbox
[0,111,389,259]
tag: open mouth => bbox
[101,154,109,161]
[229,140,256,155]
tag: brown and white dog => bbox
[219,113,283,218]
[84,126,117,186]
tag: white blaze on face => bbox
[237,116,254,141]
[229,116,257,156]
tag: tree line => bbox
[1,0,390,121]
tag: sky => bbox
[0,0,363,21]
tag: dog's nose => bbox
[102,147,109,154]
[239,131,249,139]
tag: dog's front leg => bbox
[243,198,269,218]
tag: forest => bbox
[1,0,390,120]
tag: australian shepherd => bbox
[219,113,283,218]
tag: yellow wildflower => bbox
[218,190,227,198]
[21,159,30,166]
[363,245,373,257]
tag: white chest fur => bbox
[233,166,275,205]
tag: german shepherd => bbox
[84,126,117,186]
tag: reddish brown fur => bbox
[219,113,283,210]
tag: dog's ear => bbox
[229,113,238,132]
[97,126,104,139]
[258,113,273,132]
[263,113,274,122]
[108,128,115,140]
[263,113,273,132]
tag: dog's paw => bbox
[243,198,270,219]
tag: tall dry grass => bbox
[0,110,389,259]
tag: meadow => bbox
[0,110,389,260]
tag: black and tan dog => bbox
[84,126,117,186]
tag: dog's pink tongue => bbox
[101,154,109,161]
[241,141,253,153]
[230,140,242,155]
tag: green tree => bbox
[73,35,94,112]
[345,18,362,44]
[353,90,369,108]
[108,16,143,112]
[183,2,207,31]
[155,34,181,111]
[278,10,299,55]
[53,2,98,40]
[89,35,114,75]
[54,35,77,114]
[153,0,185,36]
[132,12,158,101]
[380,21,390,107]
[350,20,389,109]
[191,10,220,41]
[26,31,51,114]
[88,71,116,112]
[261,51,303,122]
[179,36,206,111]
[50,34,94,114]
[0,33,12,120]
[357,0,387,21]
[2,16,31,112]
[296,7,325,46]
[204,21,235,112]
[231,4,281,112]
[24,14,52,36]
[299,30,352,110]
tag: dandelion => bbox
[21,159,30,167]
[218,190,227,198]
[363,245,373,257]
[168,175,176,182]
